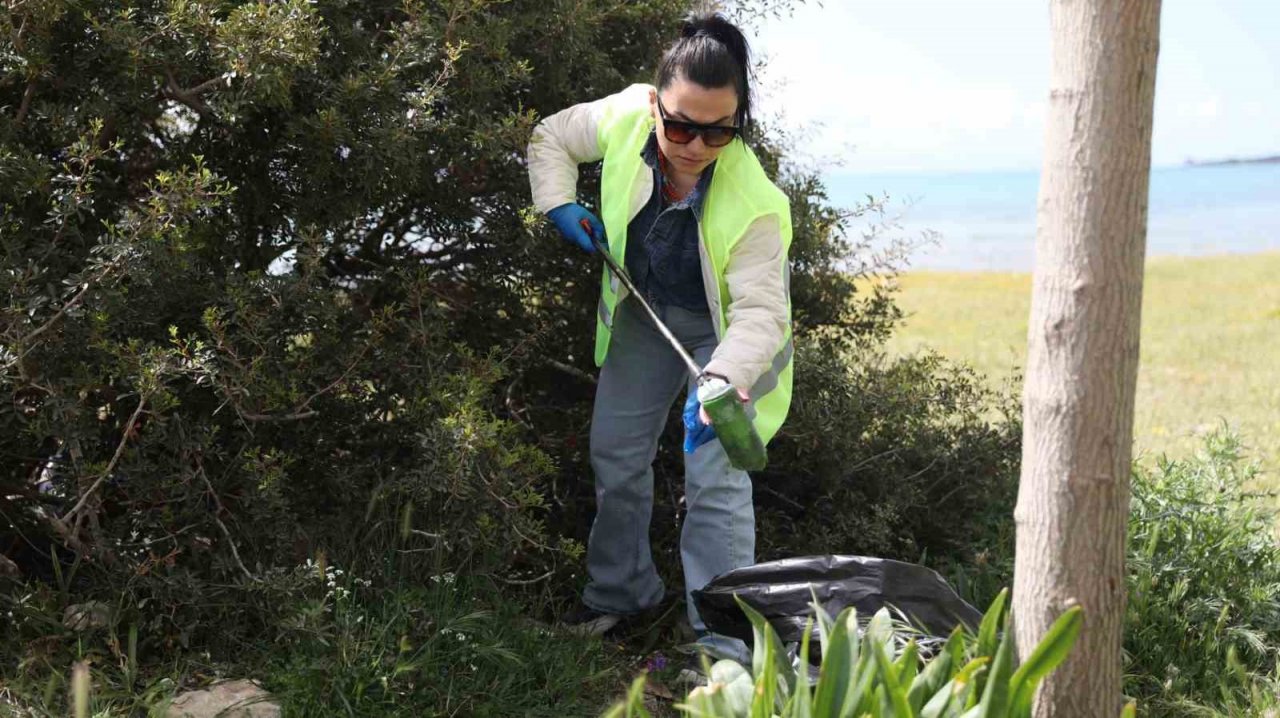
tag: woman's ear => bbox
[648,87,658,119]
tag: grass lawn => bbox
[881,251,1280,483]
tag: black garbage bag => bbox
[692,555,983,658]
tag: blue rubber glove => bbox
[683,390,717,454]
[547,203,606,253]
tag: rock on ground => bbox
[62,601,111,631]
[165,680,281,718]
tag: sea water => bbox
[826,162,1280,271]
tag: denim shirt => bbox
[623,132,715,314]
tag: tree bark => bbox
[1013,1,1161,716]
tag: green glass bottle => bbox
[698,378,767,472]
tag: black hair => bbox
[655,11,754,134]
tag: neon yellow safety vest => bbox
[593,92,794,445]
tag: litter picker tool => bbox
[581,219,767,471]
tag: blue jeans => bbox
[583,299,755,658]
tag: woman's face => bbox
[649,76,740,176]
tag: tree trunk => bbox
[1013,1,1161,716]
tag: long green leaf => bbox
[908,633,957,713]
[921,676,957,718]
[735,594,795,700]
[896,639,920,693]
[973,588,1008,699]
[751,634,777,718]
[810,586,834,658]
[872,635,913,718]
[975,614,1016,718]
[813,608,857,718]
[1009,606,1084,717]
[923,659,989,718]
[869,684,887,718]
[852,634,883,717]
[790,617,815,718]
[977,589,1008,659]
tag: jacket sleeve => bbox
[526,84,651,213]
[702,212,790,391]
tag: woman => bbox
[527,12,793,662]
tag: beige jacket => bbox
[527,84,790,393]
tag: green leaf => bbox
[809,586,834,659]
[974,588,1008,698]
[921,676,958,718]
[852,634,884,718]
[908,632,957,713]
[790,617,815,718]
[813,608,857,718]
[1008,606,1084,717]
[735,593,795,701]
[871,635,913,718]
[869,684,887,718]
[712,660,755,716]
[751,651,776,718]
[974,614,1016,718]
[895,639,920,691]
[929,657,989,717]
[1120,699,1137,718]
[977,589,1008,658]
[867,608,895,655]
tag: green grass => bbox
[0,563,635,716]
[881,251,1280,481]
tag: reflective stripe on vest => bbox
[592,86,794,445]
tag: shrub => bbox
[1125,430,1280,715]
[0,0,1024,709]
[757,342,1021,570]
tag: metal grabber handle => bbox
[579,219,768,471]
[580,218,706,383]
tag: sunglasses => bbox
[656,97,740,148]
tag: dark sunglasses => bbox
[656,97,740,148]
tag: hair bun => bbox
[680,18,703,39]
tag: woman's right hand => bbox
[547,203,606,254]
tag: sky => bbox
[752,0,1280,174]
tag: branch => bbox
[19,279,94,345]
[208,338,370,426]
[196,462,256,581]
[61,394,147,523]
[504,372,533,429]
[163,68,213,118]
[543,358,597,385]
[240,410,318,423]
[493,570,553,586]
[759,484,804,512]
[7,263,120,370]
[296,341,371,413]
[14,79,35,126]
[187,75,227,96]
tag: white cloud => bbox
[753,2,1049,172]
[751,0,1280,172]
